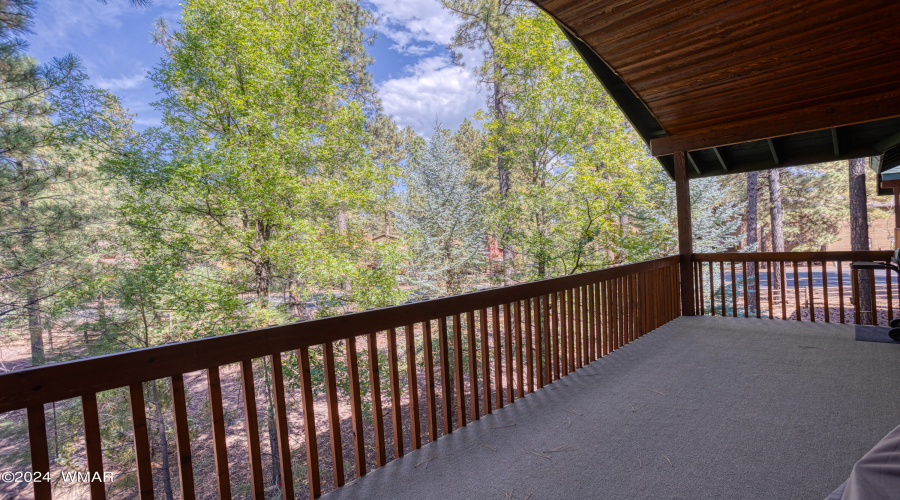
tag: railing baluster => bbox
[565,288,574,370]
[754,260,761,318]
[630,277,638,343]
[588,284,596,360]
[439,317,454,433]
[524,299,534,393]
[480,309,493,412]
[870,269,878,326]
[709,262,715,316]
[491,307,503,408]
[887,266,894,324]
[780,261,788,320]
[128,383,154,500]
[699,262,706,315]
[559,290,572,370]
[269,354,295,498]
[422,320,438,441]
[614,278,621,350]
[387,328,404,458]
[27,405,51,500]
[719,262,726,317]
[741,262,749,318]
[822,262,830,323]
[346,337,367,475]
[793,262,802,321]
[552,292,561,376]
[466,312,480,420]
[538,295,547,386]
[239,359,265,497]
[731,261,738,317]
[170,375,196,500]
[807,261,816,322]
[323,342,345,486]
[503,305,514,404]
[514,302,525,398]
[838,261,846,323]
[404,324,421,450]
[593,281,602,357]
[297,347,321,498]
[767,261,774,319]
[853,267,861,324]
[572,287,584,368]
[452,314,467,427]
[600,281,608,356]
[206,367,231,499]
[365,332,386,464]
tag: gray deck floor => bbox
[323,316,900,500]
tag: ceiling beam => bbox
[686,151,701,176]
[713,147,728,172]
[767,138,780,165]
[831,128,840,157]
[649,92,900,157]
[875,130,900,151]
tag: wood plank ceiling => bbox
[533,0,900,179]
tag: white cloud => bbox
[379,56,484,135]
[368,0,460,53]
[95,72,147,92]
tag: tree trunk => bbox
[19,160,44,366]
[255,218,272,309]
[849,158,872,324]
[27,289,43,366]
[493,60,514,277]
[768,169,785,291]
[263,359,281,490]
[151,380,174,500]
[746,172,758,315]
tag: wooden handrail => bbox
[694,250,893,262]
[0,256,677,415]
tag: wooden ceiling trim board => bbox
[650,88,900,156]
[713,147,728,172]
[875,131,900,152]
[767,139,780,165]
[658,78,900,138]
[618,3,891,88]
[608,1,840,74]
[686,151,702,176]
[560,28,667,139]
[831,128,840,157]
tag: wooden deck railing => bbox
[0,256,680,499]
[692,251,895,325]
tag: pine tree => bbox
[400,124,485,297]
[443,0,529,272]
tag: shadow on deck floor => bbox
[323,316,900,500]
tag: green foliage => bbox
[106,0,401,333]
[479,11,657,279]
[400,124,486,297]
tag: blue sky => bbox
[25,0,487,134]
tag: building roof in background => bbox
[533,0,900,180]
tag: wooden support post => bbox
[674,151,695,316]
